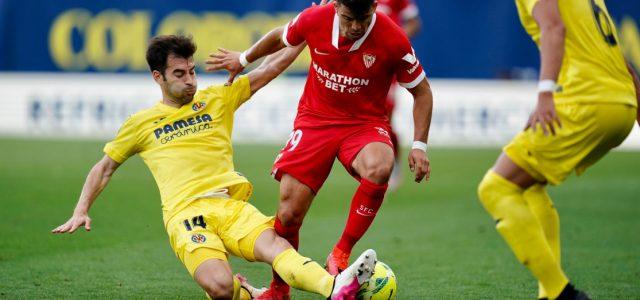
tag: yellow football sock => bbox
[204,277,251,300]
[478,170,568,299]
[272,248,335,298]
[233,276,252,300]
[524,184,561,299]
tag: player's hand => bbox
[408,149,430,183]
[206,48,244,85]
[525,92,562,136]
[51,212,92,234]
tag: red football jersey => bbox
[283,4,425,127]
[376,0,420,26]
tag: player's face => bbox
[155,55,197,105]
[335,2,377,40]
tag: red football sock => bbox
[335,178,387,254]
[269,217,301,292]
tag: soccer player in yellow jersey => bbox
[478,0,640,299]
[51,35,378,300]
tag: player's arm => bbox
[626,62,640,125]
[51,155,121,234]
[247,43,308,95]
[207,0,322,84]
[407,78,433,183]
[206,27,287,84]
[526,0,565,136]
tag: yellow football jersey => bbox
[104,75,254,224]
[516,0,636,106]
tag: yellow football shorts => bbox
[166,197,274,276]
[504,103,636,185]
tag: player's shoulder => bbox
[197,75,250,104]
[295,4,334,28]
[201,75,249,93]
[129,105,162,123]
[196,83,225,100]
[302,3,334,19]
[115,104,162,132]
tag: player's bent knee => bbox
[361,160,394,184]
[277,195,311,226]
[201,275,234,299]
[277,208,305,227]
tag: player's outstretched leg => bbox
[524,184,561,299]
[266,174,316,298]
[329,142,392,275]
[192,257,252,300]
[477,154,589,300]
[248,228,376,299]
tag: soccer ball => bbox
[357,261,397,300]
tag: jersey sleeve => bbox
[103,116,140,163]
[394,39,426,89]
[282,8,312,47]
[225,75,252,111]
[518,0,540,14]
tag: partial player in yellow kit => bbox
[478,0,640,299]
[51,35,377,300]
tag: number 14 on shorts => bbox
[183,215,207,231]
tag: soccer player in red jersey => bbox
[376,0,422,190]
[209,0,433,298]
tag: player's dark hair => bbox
[336,0,375,20]
[146,35,197,76]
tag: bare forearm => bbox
[539,25,565,81]
[74,160,115,214]
[245,27,287,64]
[249,43,307,94]
[411,82,433,143]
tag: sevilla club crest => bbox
[363,53,376,68]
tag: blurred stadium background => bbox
[0,0,638,298]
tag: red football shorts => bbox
[271,123,394,193]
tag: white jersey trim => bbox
[399,70,425,89]
[282,22,293,47]
[331,13,378,52]
[332,14,340,49]
[283,13,302,47]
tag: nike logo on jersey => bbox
[314,48,330,55]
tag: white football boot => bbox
[330,249,377,300]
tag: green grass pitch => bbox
[0,138,638,299]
